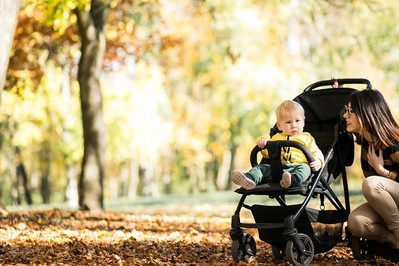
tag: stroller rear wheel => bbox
[231,232,256,262]
[285,233,314,266]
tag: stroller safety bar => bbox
[250,140,316,167]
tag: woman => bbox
[344,89,399,262]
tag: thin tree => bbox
[75,0,108,211]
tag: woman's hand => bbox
[310,159,322,171]
[257,138,267,149]
[367,144,385,175]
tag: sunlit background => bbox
[1,0,399,207]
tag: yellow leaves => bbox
[13,122,44,146]
[37,217,46,225]
[85,249,94,261]
[189,228,199,235]
[0,208,387,265]
[2,90,46,146]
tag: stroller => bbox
[229,78,372,265]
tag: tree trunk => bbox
[75,0,108,212]
[40,172,50,204]
[15,147,32,205]
[227,145,237,190]
[0,0,21,101]
[65,165,79,208]
[127,158,139,199]
[216,150,231,190]
[39,146,51,204]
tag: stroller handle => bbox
[250,140,316,167]
[303,78,372,92]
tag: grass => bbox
[6,179,365,215]
[104,178,365,215]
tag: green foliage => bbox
[27,0,88,34]
[0,61,82,204]
[4,0,399,204]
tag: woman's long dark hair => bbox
[350,89,399,148]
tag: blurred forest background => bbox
[1,0,399,210]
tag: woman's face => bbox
[343,103,361,133]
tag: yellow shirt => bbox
[258,132,324,166]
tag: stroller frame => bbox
[229,78,372,265]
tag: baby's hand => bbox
[309,159,322,171]
[257,138,267,149]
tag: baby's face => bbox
[276,111,305,137]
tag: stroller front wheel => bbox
[231,232,256,262]
[285,233,314,266]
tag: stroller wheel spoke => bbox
[286,233,314,266]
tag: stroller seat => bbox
[235,140,317,196]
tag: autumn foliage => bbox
[0,205,395,265]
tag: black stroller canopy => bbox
[294,88,355,155]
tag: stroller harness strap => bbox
[283,136,292,163]
[266,141,284,182]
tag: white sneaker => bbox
[280,172,292,188]
[231,170,256,190]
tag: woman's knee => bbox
[348,204,375,237]
[362,176,382,199]
[348,212,362,236]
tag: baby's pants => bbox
[247,163,311,186]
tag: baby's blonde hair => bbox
[275,100,305,121]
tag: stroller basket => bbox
[251,204,347,254]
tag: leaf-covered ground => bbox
[0,203,395,265]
